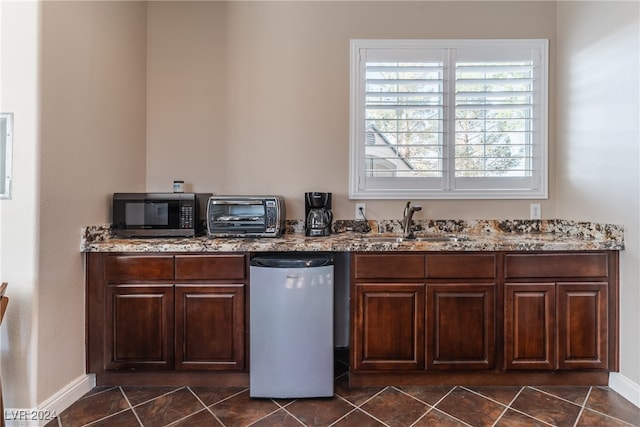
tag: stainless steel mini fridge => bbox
[249,253,334,398]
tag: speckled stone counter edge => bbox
[81,219,625,253]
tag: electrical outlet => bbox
[355,203,367,220]
[530,203,541,220]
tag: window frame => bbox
[349,39,549,200]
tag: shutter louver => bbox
[364,60,444,178]
[455,62,535,178]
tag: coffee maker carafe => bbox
[305,192,333,237]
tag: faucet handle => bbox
[405,201,422,213]
[404,201,412,216]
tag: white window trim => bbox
[0,113,13,199]
[349,39,549,200]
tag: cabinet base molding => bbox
[348,371,610,388]
[95,372,249,388]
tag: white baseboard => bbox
[609,372,640,408]
[4,373,95,427]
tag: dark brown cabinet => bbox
[351,250,618,387]
[351,253,497,374]
[175,284,245,370]
[427,283,495,370]
[557,282,608,369]
[504,253,613,372]
[105,284,175,371]
[86,252,249,386]
[87,248,619,388]
[504,282,555,370]
[173,254,247,371]
[352,254,426,371]
[425,254,497,371]
[353,282,426,371]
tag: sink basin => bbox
[363,235,470,243]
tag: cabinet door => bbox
[352,283,425,371]
[427,284,495,370]
[175,284,246,370]
[557,282,608,370]
[104,284,174,371]
[504,283,555,370]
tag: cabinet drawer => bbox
[175,254,246,280]
[103,255,174,282]
[353,254,425,279]
[426,254,496,279]
[505,253,608,278]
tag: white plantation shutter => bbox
[350,39,548,199]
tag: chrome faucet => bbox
[402,201,422,239]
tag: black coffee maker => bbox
[305,192,333,237]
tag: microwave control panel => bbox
[180,203,194,229]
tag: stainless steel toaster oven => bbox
[206,196,286,238]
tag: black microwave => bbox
[112,193,211,238]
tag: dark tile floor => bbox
[47,354,639,427]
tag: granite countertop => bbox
[81,219,625,253]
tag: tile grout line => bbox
[77,387,141,427]
[489,385,525,427]
[487,386,557,427]
[350,385,391,409]
[416,407,474,427]
[77,386,118,402]
[328,388,393,427]
[576,387,638,426]
[425,385,471,425]
[345,407,392,427]
[402,385,473,427]
[75,386,144,427]
[118,386,144,427]
[392,384,453,407]
[244,405,292,427]
[124,386,191,427]
[326,393,368,426]
[461,385,514,408]
[202,387,252,427]
[499,386,557,427]
[127,386,187,409]
[572,386,592,427]
[163,408,212,427]
[586,411,639,426]
[575,392,638,427]
[528,385,609,427]
[391,385,460,427]
[55,387,120,427]
[529,385,588,409]
[265,402,308,427]
[179,387,225,427]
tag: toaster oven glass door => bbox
[209,201,266,234]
